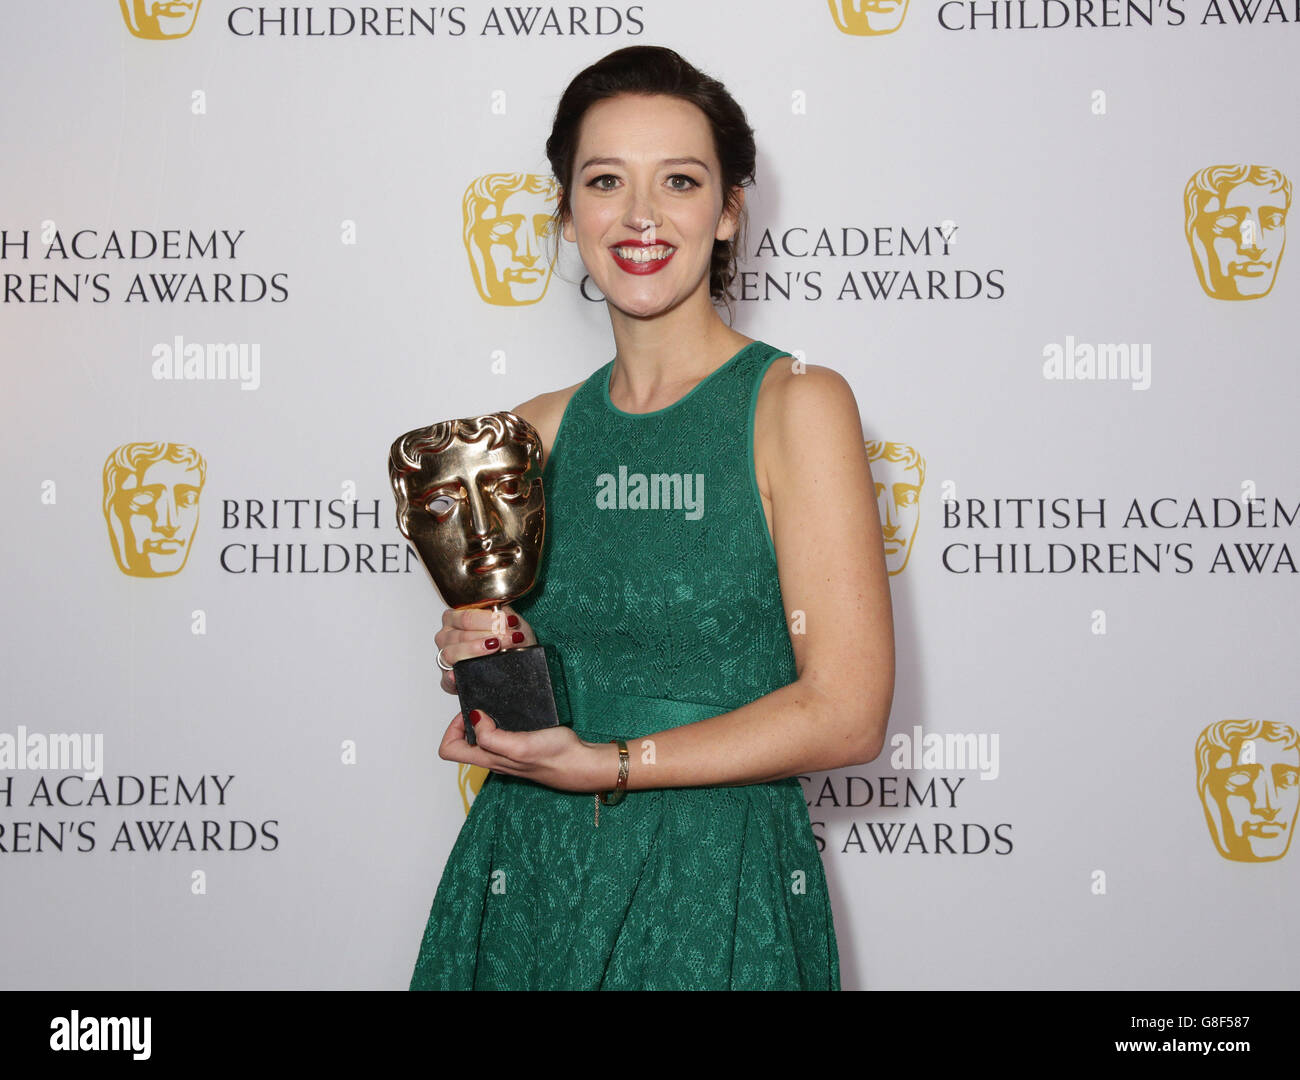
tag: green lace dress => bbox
[409,341,841,990]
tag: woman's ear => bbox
[559,194,575,243]
[716,186,745,243]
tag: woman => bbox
[410,45,894,990]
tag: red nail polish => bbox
[469,710,481,725]
[511,631,524,644]
[485,638,499,650]
[507,615,519,628]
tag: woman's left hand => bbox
[438,710,619,794]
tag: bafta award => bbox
[389,411,565,747]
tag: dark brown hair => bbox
[545,46,757,317]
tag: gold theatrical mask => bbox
[828,0,911,35]
[119,0,203,39]
[1196,720,1300,863]
[389,412,545,610]
[389,412,564,747]
[867,440,925,576]
[458,763,489,815]
[1184,164,1291,301]
[462,174,559,307]
[103,442,206,577]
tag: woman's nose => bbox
[623,190,661,234]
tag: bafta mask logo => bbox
[103,442,206,577]
[389,413,545,609]
[458,763,489,815]
[119,0,202,39]
[462,174,559,306]
[1196,719,1299,862]
[1185,164,1291,300]
[828,0,911,35]
[867,441,924,576]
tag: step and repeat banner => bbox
[2,2,1296,990]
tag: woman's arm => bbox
[444,361,896,792]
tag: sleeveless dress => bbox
[409,340,841,990]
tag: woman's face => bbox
[562,93,740,321]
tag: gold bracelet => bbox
[593,738,629,827]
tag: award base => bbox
[454,644,567,747]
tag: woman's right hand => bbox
[436,603,536,695]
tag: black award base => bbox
[454,643,568,747]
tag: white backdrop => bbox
[2,0,1296,989]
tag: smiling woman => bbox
[554,87,751,333]
[407,45,895,992]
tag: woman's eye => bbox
[668,175,698,190]
[589,175,618,190]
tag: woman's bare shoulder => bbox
[757,358,858,412]
[754,361,862,475]
[511,381,585,467]
[754,361,863,496]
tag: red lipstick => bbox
[609,239,676,275]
